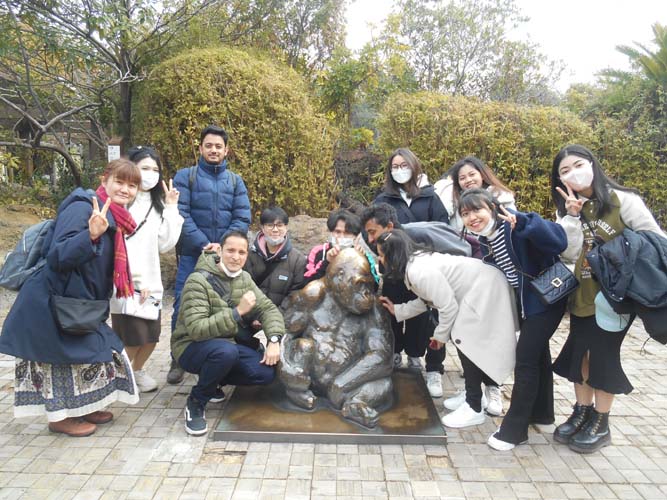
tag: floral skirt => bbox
[14,350,139,422]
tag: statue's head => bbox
[326,247,375,314]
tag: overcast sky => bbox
[345,0,667,92]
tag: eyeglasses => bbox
[391,163,410,171]
[263,222,286,230]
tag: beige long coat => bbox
[394,252,518,384]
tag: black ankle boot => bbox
[553,403,593,444]
[569,409,611,454]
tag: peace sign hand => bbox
[162,178,179,205]
[497,205,517,230]
[556,183,584,217]
[89,196,111,240]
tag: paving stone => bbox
[0,303,665,500]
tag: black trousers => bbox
[496,301,566,444]
[384,279,445,373]
[457,348,497,412]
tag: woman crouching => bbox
[376,229,518,429]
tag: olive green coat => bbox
[171,252,285,362]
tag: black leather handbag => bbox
[527,260,579,306]
[51,295,109,336]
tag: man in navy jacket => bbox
[167,125,251,384]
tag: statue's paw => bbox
[342,401,379,428]
[286,389,317,410]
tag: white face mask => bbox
[220,261,243,278]
[330,235,355,248]
[561,162,594,191]
[141,171,160,191]
[391,169,413,184]
[471,218,497,238]
[265,234,285,247]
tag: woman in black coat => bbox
[0,159,141,437]
[372,148,449,397]
[373,148,449,225]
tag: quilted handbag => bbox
[527,261,579,306]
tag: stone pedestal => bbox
[214,369,446,445]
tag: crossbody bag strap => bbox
[198,270,234,308]
[125,203,153,240]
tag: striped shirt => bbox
[488,224,519,288]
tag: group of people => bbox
[0,123,663,456]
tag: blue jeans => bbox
[178,338,276,405]
[172,255,199,332]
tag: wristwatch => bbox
[268,335,282,344]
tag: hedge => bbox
[375,92,666,225]
[134,47,338,217]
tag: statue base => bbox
[213,369,446,445]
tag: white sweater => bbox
[110,191,184,312]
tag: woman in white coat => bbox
[377,229,518,429]
[110,146,183,392]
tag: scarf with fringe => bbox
[95,186,137,298]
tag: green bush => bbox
[134,47,338,217]
[375,92,595,216]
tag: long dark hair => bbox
[376,229,432,281]
[448,156,512,208]
[383,148,424,198]
[551,144,637,218]
[128,146,165,215]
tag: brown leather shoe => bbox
[83,411,114,424]
[48,418,97,437]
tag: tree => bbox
[7,0,216,150]
[385,0,562,104]
[180,0,347,76]
[617,23,667,87]
[0,3,112,183]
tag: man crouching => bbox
[171,231,285,435]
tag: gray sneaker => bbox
[167,359,185,385]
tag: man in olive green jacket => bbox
[171,231,285,435]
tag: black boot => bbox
[569,409,611,454]
[553,403,592,444]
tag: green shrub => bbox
[134,47,338,217]
[375,92,594,216]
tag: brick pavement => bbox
[0,291,666,499]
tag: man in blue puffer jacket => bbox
[167,125,251,384]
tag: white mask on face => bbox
[330,235,355,248]
[470,218,497,238]
[391,169,413,184]
[265,234,285,247]
[220,261,243,278]
[141,171,160,191]
[561,162,594,191]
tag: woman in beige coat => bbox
[377,229,518,429]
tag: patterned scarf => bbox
[95,186,137,298]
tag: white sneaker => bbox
[393,353,403,368]
[134,370,158,393]
[485,385,503,416]
[441,402,485,428]
[487,430,526,451]
[407,356,422,370]
[425,372,443,398]
[444,390,488,411]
